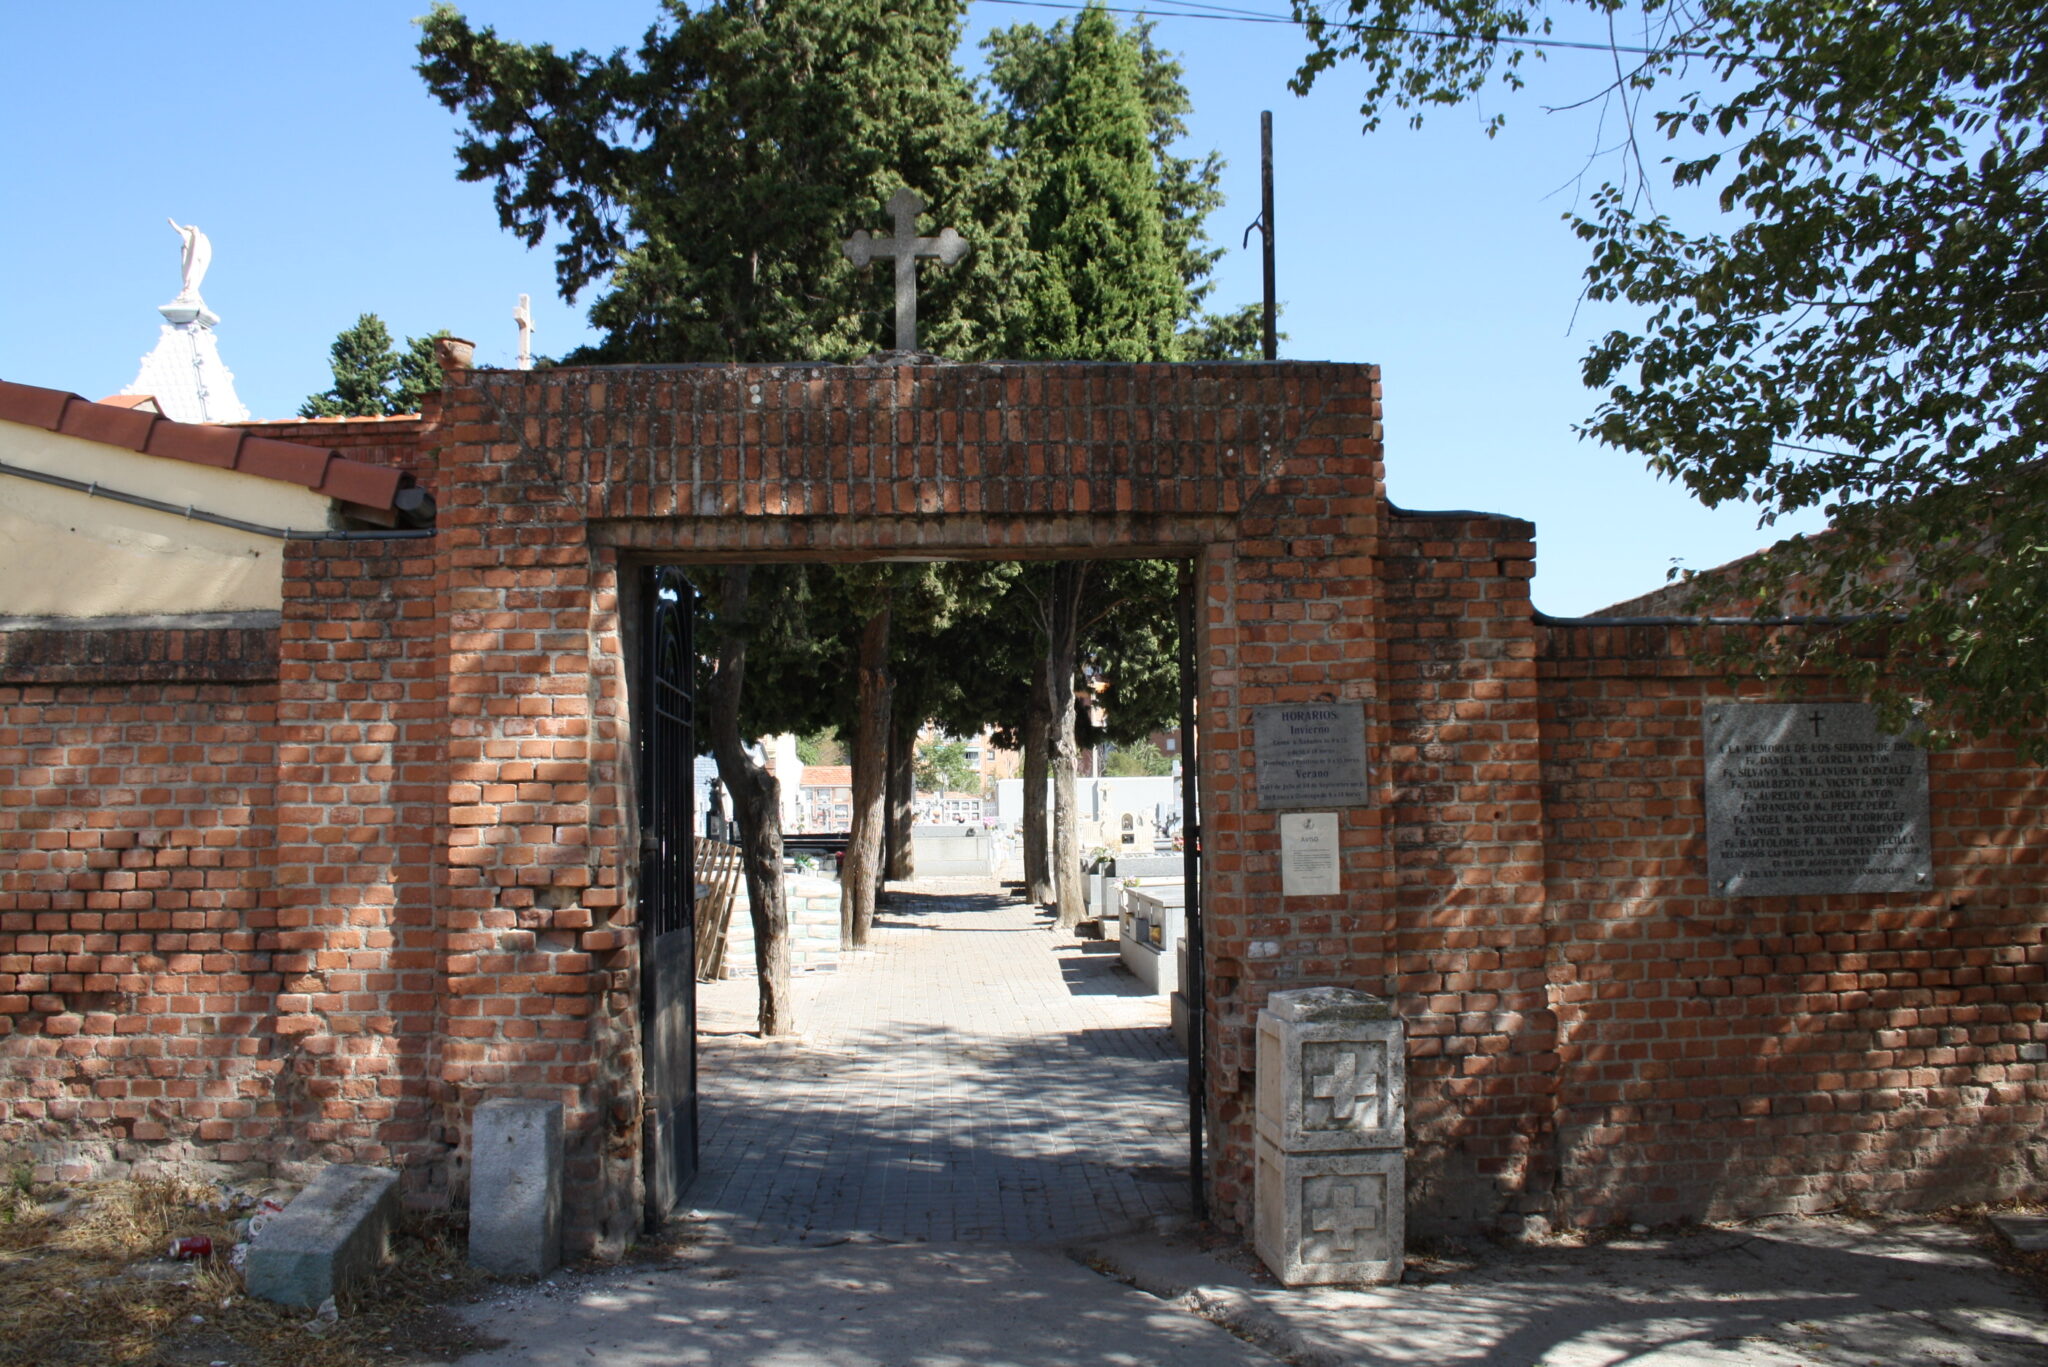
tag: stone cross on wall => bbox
[514,294,536,372]
[842,188,968,354]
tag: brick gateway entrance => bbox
[3,359,2042,1256]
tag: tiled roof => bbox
[230,413,423,426]
[0,378,413,511]
[801,766,854,789]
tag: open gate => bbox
[639,566,698,1229]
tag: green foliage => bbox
[987,5,1185,359]
[1294,0,2048,753]
[423,2,1225,770]
[300,313,446,417]
[795,730,846,766]
[1180,302,1280,361]
[914,737,983,794]
[420,0,1254,365]
[419,0,1016,363]
[1104,738,1173,776]
[1076,559,1182,748]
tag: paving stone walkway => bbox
[687,878,1192,1245]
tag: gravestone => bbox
[1253,987,1404,1285]
[1252,702,1370,809]
[1705,703,1931,897]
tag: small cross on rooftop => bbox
[843,188,968,354]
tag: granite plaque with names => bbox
[1705,702,1931,897]
[1254,702,1370,809]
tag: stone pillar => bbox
[1253,988,1405,1285]
[469,1099,564,1278]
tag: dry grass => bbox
[0,1171,497,1367]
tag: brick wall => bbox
[5,360,2041,1248]
[0,626,280,1178]
[1378,509,1557,1229]
[1535,621,2048,1227]
[271,538,443,1186]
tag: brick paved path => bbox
[688,879,1192,1245]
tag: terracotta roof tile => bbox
[0,380,70,431]
[0,377,413,512]
[144,420,243,471]
[63,399,158,451]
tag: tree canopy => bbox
[300,313,445,417]
[1293,0,2048,752]
[915,738,983,795]
[418,0,1257,362]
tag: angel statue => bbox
[167,218,212,303]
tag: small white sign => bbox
[1280,812,1341,897]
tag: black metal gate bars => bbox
[639,566,698,1228]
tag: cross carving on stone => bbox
[842,187,968,354]
[1305,1175,1383,1256]
[1304,1042,1380,1130]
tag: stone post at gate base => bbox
[1252,987,1406,1286]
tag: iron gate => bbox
[1177,559,1207,1221]
[639,566,698,1228]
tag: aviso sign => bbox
[1704,703,1931,897]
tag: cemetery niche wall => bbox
[0,358,2042,1256]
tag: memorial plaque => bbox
[1705,703,1931,897]
[1254,702,1370,809]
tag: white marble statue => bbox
[167,218,211,303]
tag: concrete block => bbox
[1253,1135,1403,1286]
[1255,989,1404,1153]
[1992,1214,2048,1253]
[244,1164,400,1307]
[469,1098,563,1278]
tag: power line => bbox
[974,0,1684,58]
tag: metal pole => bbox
[1178,559,1207,1222]
[1260,110,1276,362]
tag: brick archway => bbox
[406,359,1403,1250]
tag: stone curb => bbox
[1176,1284,1348,1367]
[1071,1237,1352,1367]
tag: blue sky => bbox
[0,1,1815,614]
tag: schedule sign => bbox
[1253,702,1370,809]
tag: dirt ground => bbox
[0,1168,498,1367]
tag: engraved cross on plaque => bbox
[842,187,968,354]
[1305,1043,1380,1129]
[1305,1175,1382,1255]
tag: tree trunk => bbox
[1022,665,1052,905]
[1047,562,1089,929]
[885,703,916,883]
[706,567,792,1036]
[841,603,892,948]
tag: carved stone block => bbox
[1255,988,1404,1153]
[1253,1137,1404,1286]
